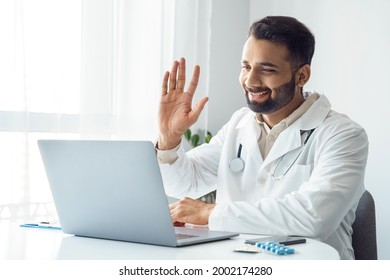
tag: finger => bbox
[176,57,186,91]
[170,206,182,223]
[187,65,200,96]
[161,71,169,96]
[189,97,209,123]
[169,60,179,91]
[169,202,177,211]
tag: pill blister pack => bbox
[234,241,296,255]
[255,241,295,255]
[234,244,263,253]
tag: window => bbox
[0,0,82,220]
[0,0,211,221]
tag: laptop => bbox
[38,140,238,247]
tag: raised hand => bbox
[158,58,209,150]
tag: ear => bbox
[296,64,311,88]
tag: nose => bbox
[243,69,262,89]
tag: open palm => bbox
[158,58,208,150]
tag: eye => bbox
[261,68,276,73]
[241,65,251,71]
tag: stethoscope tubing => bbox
[229,129,315,177]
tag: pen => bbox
[20,222,62,230]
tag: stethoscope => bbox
[229,143,245,173]
[271,128,315,180]
[229,129,316,177]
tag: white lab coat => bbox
[159,94,368,259]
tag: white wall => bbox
[208,0,390,259]
[207,0,247,134]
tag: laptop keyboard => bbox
[176,233,198,240]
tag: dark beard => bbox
[245,74,296,114]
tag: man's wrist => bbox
[155,138,181,165]
[204,203,216,224]
[157,135,181,150]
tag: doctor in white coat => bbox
[156,16,368,260]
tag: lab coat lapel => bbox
[262,126,302,169]
[235,114,263,165]
[261,93,331,170]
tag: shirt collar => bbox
[254,91,320,131]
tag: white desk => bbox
[1,220,339,260]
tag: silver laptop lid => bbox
[38,140,178,246]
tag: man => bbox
[156,16,368,260]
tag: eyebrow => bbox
[241,60,279,68]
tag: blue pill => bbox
[284,248,295,254]
[275,249,286,255]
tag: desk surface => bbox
[1,220,339,260]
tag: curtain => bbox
[0,0,212,221]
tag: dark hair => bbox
[249,16,315,68]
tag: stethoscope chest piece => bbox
[229,157,245,173]
[229,143,245,173]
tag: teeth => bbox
[251,91,268,96]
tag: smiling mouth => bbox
[245,86,271,97]
[249,91,269,96]
[247,88,272,100]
